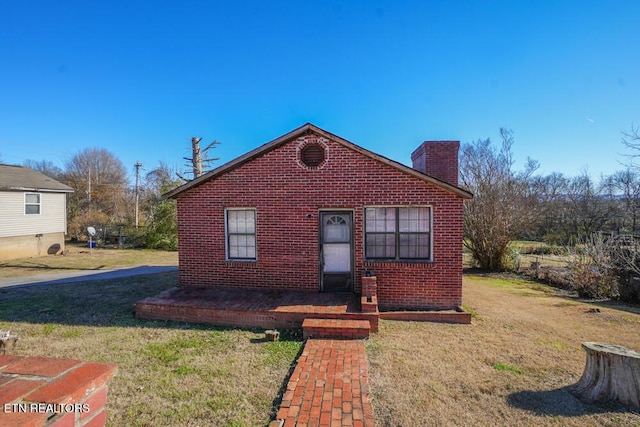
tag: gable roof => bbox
[0,164,74,193]
[164,123,473,199]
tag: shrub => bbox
[530,245,566,256]
[67,208,110,241]
[618,273,640,303]
[609,239,640,303]
[569,263,619,299]
[567,234,619,299]
[502,247,521,272]
[144,199,178,251]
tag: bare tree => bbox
[460,128,539,270]
[609,169,640,233]
[179,137,220,179]
[611,235,640,277]
[525,172,570,243]
[563,172,615,240]
[63,148,130,238]
[567,233,619,298]
[23,159,64,180]
[622,124,640,165]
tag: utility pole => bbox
[134,162,142,229]
[87,168,91,202]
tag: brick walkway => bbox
[274,339,374,427]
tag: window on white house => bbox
[25,193,41,215]
[365,207,431,260]
[226,209,256,260]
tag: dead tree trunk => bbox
[575,342,640,407]
[190,137,203,178]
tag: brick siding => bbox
[411,140,460,186]
[177,132,465,310]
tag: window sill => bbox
[364,259,434,264]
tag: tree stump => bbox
[0,330,19,354]
[575,342,640,407]
[265,330,280,342]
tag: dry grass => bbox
[0,244,178,278]
[367,274,640,427]
[5,253,640,426]
[0,272,302,426]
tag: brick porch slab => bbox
[273,339,374,427]
[135,287,379,332]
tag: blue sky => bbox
[1,1,638,183]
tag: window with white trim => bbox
[25,193,41,215]
[226,209,256,260]
[365,207,431,260]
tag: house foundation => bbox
[0,232,66,261]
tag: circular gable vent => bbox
[300,144,325,167]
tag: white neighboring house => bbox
[0,164,73,261]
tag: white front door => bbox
[320,211,353,292]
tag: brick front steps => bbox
[0,355,117,427]
[271,339,374,427]
[302,318,371,339]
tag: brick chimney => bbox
[411,140,460,186]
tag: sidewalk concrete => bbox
[0,266,177,289]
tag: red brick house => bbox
[162,123,472,312]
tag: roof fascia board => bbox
[309,126,472,199]
[1,186,74,193]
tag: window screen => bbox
[365,207,430,260]
[25,193,41,215]
[226,209,256,260]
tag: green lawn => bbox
[0,271,302,426]
[6,249,640,426]
[0,245,178,278]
